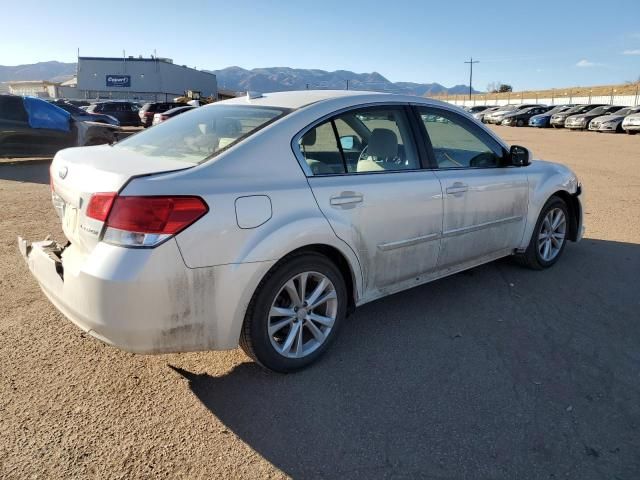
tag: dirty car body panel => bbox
[19,90,584,358]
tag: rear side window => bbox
[0,96,28,122]
[116,104,288,164]
[298,106,420,175]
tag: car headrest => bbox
[301,128,316,146]
[215,117,242,137]
[368,128,398,159]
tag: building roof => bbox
[6,80,60,86]
[79,56,173,63]
[78,56,216,77]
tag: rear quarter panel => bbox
[121,117,364,296]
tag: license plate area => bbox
[63,204,79,235]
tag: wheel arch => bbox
[549,190,581,241]
[261,243,359,314]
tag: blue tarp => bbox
[23,96,71,132]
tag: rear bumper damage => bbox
[18,236,274,354]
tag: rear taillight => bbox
[86,192,117,221]
[86,194,208,247]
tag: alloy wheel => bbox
[268,271,338,358]
[537,208,566,262]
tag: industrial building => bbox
[7,80,61,98]
[55,55,218,101]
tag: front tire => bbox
[240,252,347,372]
[516,119,525,127]
[520,196,569,270]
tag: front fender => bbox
[519,160,581,250]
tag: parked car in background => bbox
[463,105,489,113]
[49,100,120,126]
[589,106,640,133]
[622,112,640,134]
[486,104,542,125]
[550,104,607,128]
[86,101,141,126]
[0,95,117,156]
[501,106,552,127]
[152,105,196,126]
[473,106,502,123]
[565,105,625,130]
[483,105,517,124]
[19,90,583,372]
[528,105,575,128]
[139,102,186,127]
[65,99,90,108]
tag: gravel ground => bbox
[1,126,639,479]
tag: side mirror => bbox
[510,145,531,167]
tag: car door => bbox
[296,104,443,296]
[0,96,32,156]
[124,103,140,125]
[415,105,528,270]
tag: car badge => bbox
[59,166,68,179]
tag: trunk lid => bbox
[51,144,193,253]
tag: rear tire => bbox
[519,196,569,270]
[240,252,347,373]
[516,119,525,127]
[627,130,637,135]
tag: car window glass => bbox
[0,96,28,122]
[337,107,419,173]
[418,108,501,169]
[116,105,287,164]
[298,107,419,175]
[299,121,345,175]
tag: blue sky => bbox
[3,0,639,90]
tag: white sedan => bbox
[19,90,584,372]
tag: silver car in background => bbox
[19,91,584,372]
[622,112,640,134]
[485,104,542,124]
[473,106,501,123]
[590,106,640,133]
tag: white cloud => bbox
[576,59,600,67]
[622,49,640,55]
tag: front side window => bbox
[298,106,419,175]
[116,104,288,164]
[418,107,502,169]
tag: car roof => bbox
[219,89,450,110]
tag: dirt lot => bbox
[1,127,639,479]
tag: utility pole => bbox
[464,57,479,100]
[346,79,349,90]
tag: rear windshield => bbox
[115,104,289,163]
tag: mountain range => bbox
[0,61,479,96]
[0,61,76,84]
[207,66,478,95]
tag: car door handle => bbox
[330,192,363,207]
[446,183,468,195]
